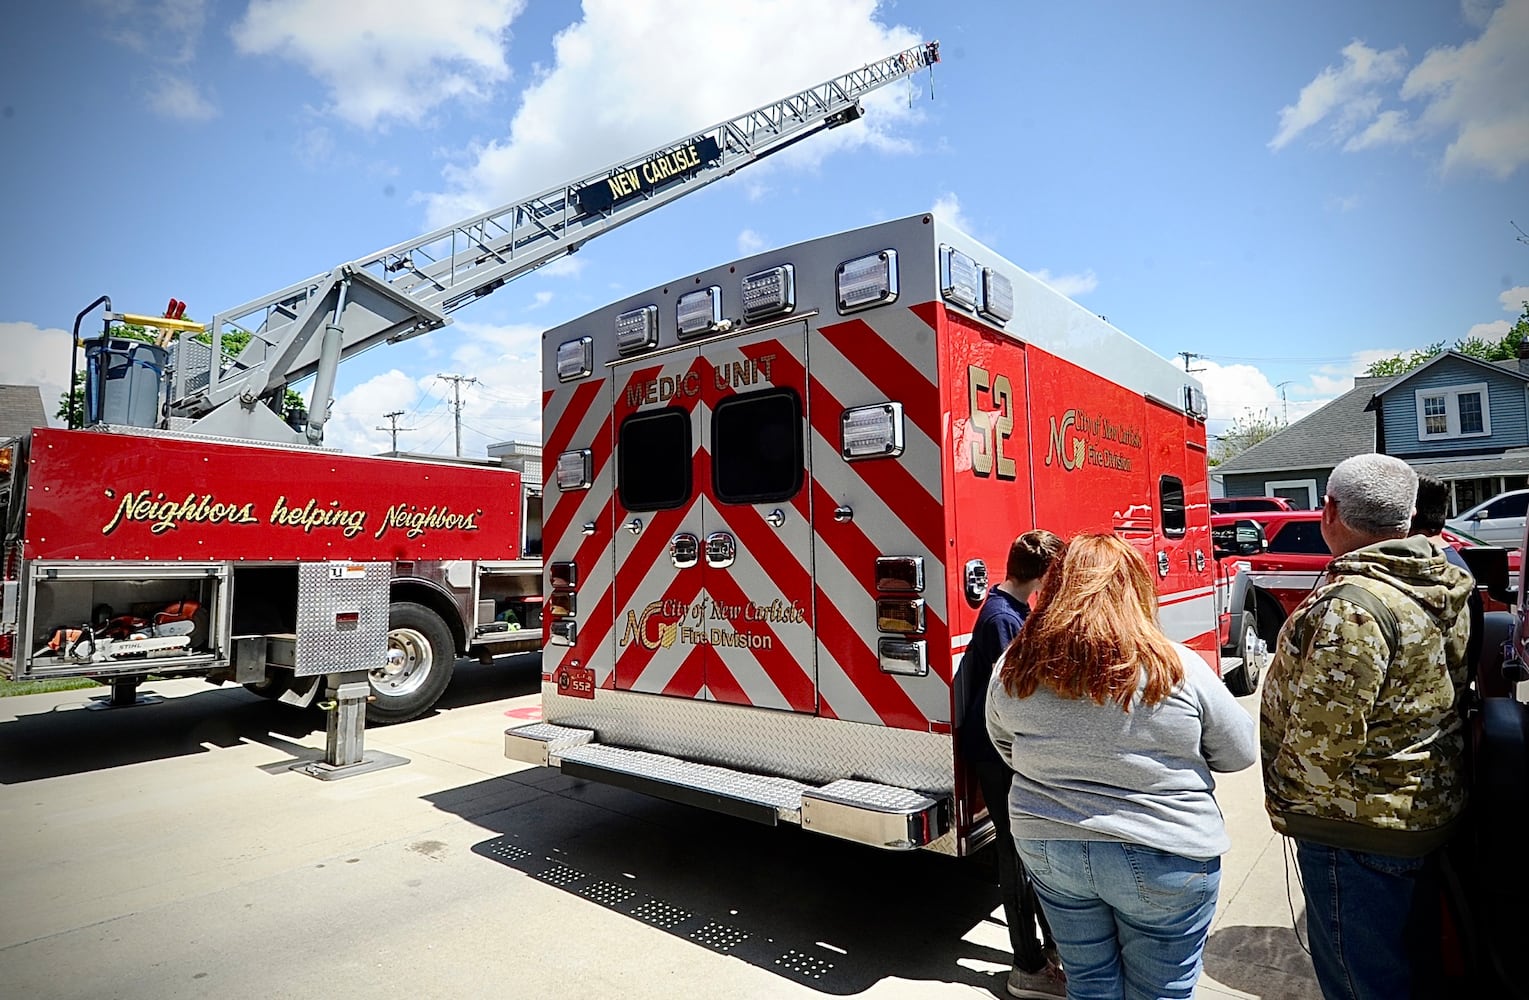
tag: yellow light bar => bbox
[876,597,926,634]
[114,313,207,333]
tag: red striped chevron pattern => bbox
[541,306,953,735]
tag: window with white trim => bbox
[1414,383,1490,440]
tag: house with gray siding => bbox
[0,385,47,440]
[1214,350,1529,515]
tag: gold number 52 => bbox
[968,364,1016,480]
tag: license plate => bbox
[556,664,595,699]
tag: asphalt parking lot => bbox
[0,656,1320,999]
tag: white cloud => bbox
[1272,3,1529,178]
[1403,0,1529,177]
[147,74,217,121]
[1269,41,1408,151]
[231,0,526,130]
[1030,268,1099,298]
[94,0,207,64]
[419,0,924,227]
[2,321,79,427]
[537,256,584,278]
[527,291,555,310]
[324,320,544,456]
[1197,350,1394,441]
[94,0,217,120]
[737,229,765,254]
[1498,285,1529,313]
[931,192,974,235]
[1464,319,1512,341]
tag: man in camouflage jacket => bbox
[1261,454,1472,1000]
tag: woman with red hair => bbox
[986,534,1256,1000]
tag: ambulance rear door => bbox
[609,320,817,713]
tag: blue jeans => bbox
[1015,844,1217,996]
[1294,841,1436,1000]
[1015,838,1219,1000]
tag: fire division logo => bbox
[619,597,803,652]
[1045,408,1142,473]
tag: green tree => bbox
[58,322,305,428]
[1210,406,1285,466]
[1363,302,1529,377]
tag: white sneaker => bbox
[1005,963,1067,999]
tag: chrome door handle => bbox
[626,517,643,535]
[764,508,786,527]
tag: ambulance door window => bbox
[618,407,692,511]
[1159,475,1186,538]
[712,388,805,505]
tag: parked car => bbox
[1210,496,1296,514]
[1447,488,1528,550]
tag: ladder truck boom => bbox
[159,41,939,444]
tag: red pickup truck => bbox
[1210,510,1520,695]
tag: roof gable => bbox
[1376,350,1529,396]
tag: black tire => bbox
[368,601,456,725]
[243,669,292,701]
[1226,604,1265,696]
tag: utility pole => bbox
[376,410,414,453]
[436,374,478,457]
[1177,351,1205,374]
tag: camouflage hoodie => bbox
[1260,535,1473,856]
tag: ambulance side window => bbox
[712,388,804,505]
[1159,475,1186,538]
[618,407,692,511]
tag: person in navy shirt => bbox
[958,529,1066,999]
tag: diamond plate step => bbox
[515,738,949,850]
[504,722,594,766]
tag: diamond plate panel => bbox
[294,562,389,677]
[557,744,812,811]
[812,779,936,812]
[544,684,952,792]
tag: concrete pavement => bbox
[0,657,1319,999]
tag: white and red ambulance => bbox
[507,213,1218,856]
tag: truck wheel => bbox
[1226,605,1267,697]
[369,602,456,725]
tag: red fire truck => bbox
[507,213,1219,854]
[0,43,941,769]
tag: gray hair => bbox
[1326,453,1417,535]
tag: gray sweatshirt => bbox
[985,643,1257,860]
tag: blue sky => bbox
[3,0,1526,456]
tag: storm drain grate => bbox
[534,864,586,887]
[775,948,834,981]
[483,840,531,863]
[579,879,636,907]
[631,898,691,929]
[689,922,749,953]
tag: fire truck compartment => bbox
[18,561,228,678]
[505,723,949,850]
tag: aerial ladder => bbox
[120,41,940,445]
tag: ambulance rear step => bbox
[505,723,949,851]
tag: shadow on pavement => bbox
[0,652,541,785]
[428,771,1020,997]
[1203,922,1322,1000]
[0,685,322,784]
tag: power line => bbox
[375,410,414,453]
[435,373,479,458]
[1176,351,1205,374]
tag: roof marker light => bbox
[836,250,898,313]
[741,264,795,321]
[556,337,592,381]
[939,246,981,312]
[676,286,723,339]
[616,305,658,355]
[980,267,1014,325]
